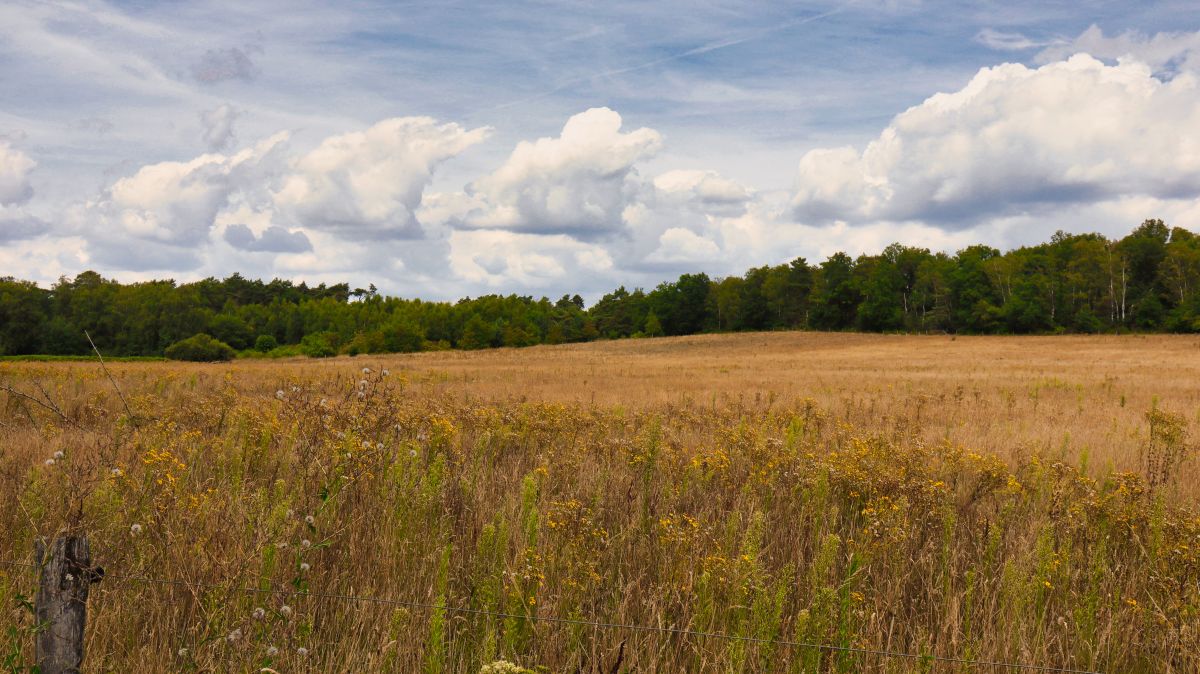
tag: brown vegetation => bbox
[1,332,1198,672]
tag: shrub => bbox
[164,333,236,362]
[300,332,338,358]
[254,334,279,352]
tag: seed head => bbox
[301,539,311,548]
[280,605,293,618]
[362,367,371,374]
[130,523,143,535]
[53,450,64,459]
[304,514,315,526]
[296,647,308,658]
[300,562,311,572]
[227,628,242,643]
[252,607,266,620]
[275,390,285,400]
[45,458,55,466]
[266,646,279,657]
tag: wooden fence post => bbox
[35,536,98,674]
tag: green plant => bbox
[163,333,236,362]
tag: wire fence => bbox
[0,558,1104,673]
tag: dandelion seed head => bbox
[296,647,308,657]
[300,562,311,572]
[53,450,64,459]
[130,523,143,535]
[177,647,189,658]
[280,604,293,618]
[252,607,266,620]
[301,539,311,548]
[275,390,285,399]
[304,514,315,525]
[266,646,279,657]
[227,628,241,643]
[362,367,371,374]
[45,458,55,466]
[111,467,122,477]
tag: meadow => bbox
[1,332,1198,672]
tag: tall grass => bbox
[0,346,1197,672]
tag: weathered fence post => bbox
[35,536,98,674]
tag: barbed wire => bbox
[0,559,1103,673]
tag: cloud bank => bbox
[7,28,1200,300]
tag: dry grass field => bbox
[1,332,1198,672]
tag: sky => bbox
[2,0,1200,301]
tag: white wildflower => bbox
[300,562,310,573]
[45,458,55,466]
[382,368,390,376]
[410,449,418,458]
[65,573,75,582]
[291,386,300,393]
[362,367,371,374]
[110,467,122,477]
[177,647,189,658]
[130,523,142,535]
[275,390,285,399]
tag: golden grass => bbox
[0,332,1197,672]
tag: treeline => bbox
[1,219,1198,358]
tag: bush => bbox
[164,334,236,362]
[300,332,338,358]
[254,334,279,352]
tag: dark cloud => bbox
[224,223,313,253]
[0,213,49,242]
[191,46,261,84]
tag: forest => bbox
[1,219,1198,358]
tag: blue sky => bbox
[1,0,1199,299]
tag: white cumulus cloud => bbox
[646,227,721,264]
[0,141,36,206]
[463,107,662,237]
[274,117,490,240]
[791,54,1200,227]
[92,132,288,247]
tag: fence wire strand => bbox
[0,558,1103,673]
